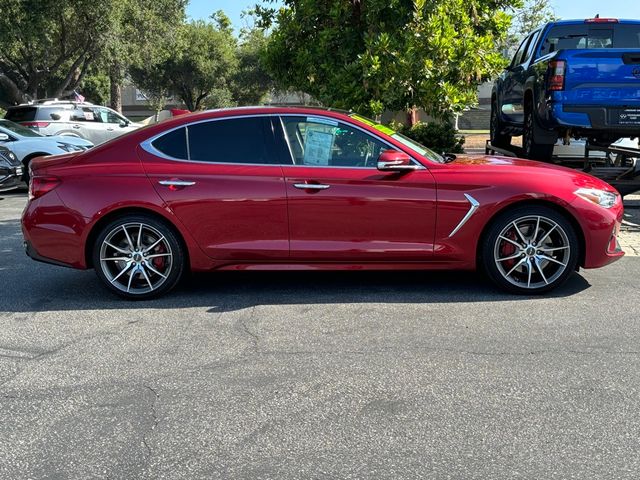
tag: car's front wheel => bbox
[481,206,579,294]
[92,215,185,299]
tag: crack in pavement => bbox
[142,384,160,461]
[238,306,260,353]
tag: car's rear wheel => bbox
[490,99,511,149]
[92,215,185,299]
[523,102,554,162]
[481,206,579,294]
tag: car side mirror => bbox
[0,133,9,142]
[377,150,418,172]
[119,119,129,128]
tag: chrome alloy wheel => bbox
[99,222,173,295]
[493,215,571,290]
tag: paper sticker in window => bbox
[303,128,335,166]
[83,111,94,121]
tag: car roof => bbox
[546,18,640,27]
[9,101,95,109]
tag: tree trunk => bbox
[406,106,419,127]
[109,64,123,112]
[0,74,27,106]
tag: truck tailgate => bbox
[561,49,640,105]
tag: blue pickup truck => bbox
[491,18,640,161]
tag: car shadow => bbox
[0,218,592,314]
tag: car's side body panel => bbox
[282,165,437,261]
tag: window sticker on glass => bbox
[306,116,338,127]
[303,127,335,166]
[83,110,94,121]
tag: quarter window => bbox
[280,116,389,168]
[151,127,188,160]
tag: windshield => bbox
[0,119,43,138]
[349,114,444,163]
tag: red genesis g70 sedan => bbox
[21,107,624,299]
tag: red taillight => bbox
[585,18,619,23]
[21,122,50,128]
[29,176,61,200]
[548,60,566,91]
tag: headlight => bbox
[57,143,82,152]
[574,187,618,209]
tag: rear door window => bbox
[71,107,101,122]
[5,107,36,122]
[187,117,276,164]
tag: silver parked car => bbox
[0,119,93,181]
[4,99,141,145]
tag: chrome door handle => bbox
[293,183,330,190]
[158,179,196,187]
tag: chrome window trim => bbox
[139,113,427,170]
[184,125,191,161]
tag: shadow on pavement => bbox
[0,218,592,314]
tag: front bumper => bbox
[580,200,625,269]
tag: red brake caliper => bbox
[152,242,166,270]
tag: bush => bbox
[396,121,465,154]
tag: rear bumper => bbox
[546,103,640,137]
[21,192,89,269]
[24,239,75,268]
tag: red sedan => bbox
[22,107,624,299]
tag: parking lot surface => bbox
[1,191,640,479]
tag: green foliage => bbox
[79,73,111,105]
[501,0,557,55]
[261,0,520,119]
[232,27,274,106]
[0,0,185,108]
[397,121,466,154]
[0,0,117,106]
[162,21,239,111]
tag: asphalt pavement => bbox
[1,191,640,479]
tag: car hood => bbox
[450,154,570,170]
[44,135,94,147]
[448,154,618,192]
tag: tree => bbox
[260,0,520,124]
[0,0,185,109]
[103,0,186,112]
[502,0,558,55]
[232,27,274,106]
[0,0,116,107]
[163,20,238,111]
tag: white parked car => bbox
[4,100,142,145]
[0,119,93,181]
[554,137,639,159]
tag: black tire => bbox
[21,153,49,183]
[481,205,579,295]
[92,214,185,300]
[523,102,555,162]
[490,99,512,149]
